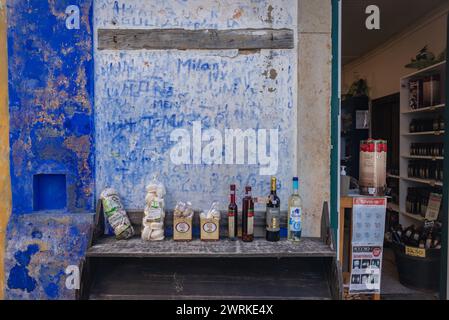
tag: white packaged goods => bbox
[100,188,134,240]
[173,201,194,241]
[200,201,221,220]
[200,202,221,241]
[142,176,166,241]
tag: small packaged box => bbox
[200,202,221,241]
[173,201,194,241]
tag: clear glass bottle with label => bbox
[288,177,302,241]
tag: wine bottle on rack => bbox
[242,186,254,242]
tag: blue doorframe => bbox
[330,0,341,245]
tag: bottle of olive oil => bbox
[288,177,302,241]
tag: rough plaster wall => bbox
[297,0,332,237]
[5,0,95,300]
[94,0,298,211]
[0,0,12,300]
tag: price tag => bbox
[405,246,426,258]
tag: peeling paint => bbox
[0,0,11,300]
[5,0,94,300]
[8,0,94,214]
[266,4,274,24]
[5,214,93,300]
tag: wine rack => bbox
[399,61,446,224]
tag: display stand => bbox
[78,202,342,300]
[340,196,382,300]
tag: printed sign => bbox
[405,246,426,258]
[350,197,387,295]
[425,193,442,221]
[350,246,383,294]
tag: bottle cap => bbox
[230,184,236,191]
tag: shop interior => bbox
[341,0,448,299]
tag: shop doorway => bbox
[339,0,449,300]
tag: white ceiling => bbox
[342,0,448,65]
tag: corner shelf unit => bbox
[399,61,446,226]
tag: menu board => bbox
[352,198,386,245]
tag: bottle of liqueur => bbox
[266,177,281,242]
[288,177,302,241]
[242,186,254,242]
[228,185,238,241]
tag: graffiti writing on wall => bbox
[94,0,298,210]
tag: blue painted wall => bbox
[8,0,94,214]
[5,0,94,300]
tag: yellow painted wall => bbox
[0,0,11,300]
[343,4,448,100]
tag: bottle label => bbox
[266,208,280,232]
[247,209,254,235]
[176,222,190,233]
[228,212,235,237]
[203,222,217,233]
[289,207,302,232]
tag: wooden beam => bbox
[98,28,294,50]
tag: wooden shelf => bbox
[87,237,336,258]
[401,131,445,136]
[401,155,444,160]
[401,104,445,114]
[387,174,400,179]
[387,203,399,212]
[88,257,334,300]
[400,176,443,187]
[400,212,425,222]
[401,61,446,80]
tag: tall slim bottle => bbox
[228,185,238,241]
[266,177,281,242]
[242,186,254,242]
[288,177,302,241]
